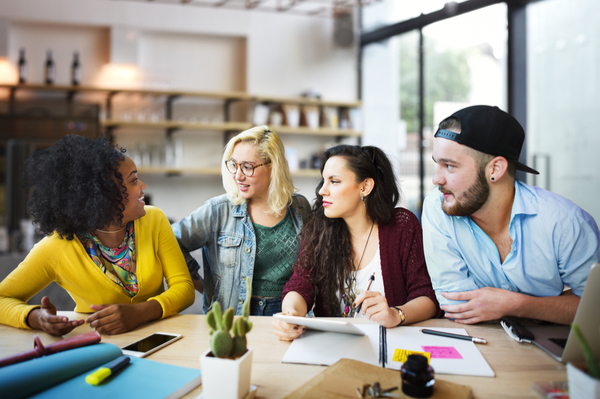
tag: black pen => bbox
[378,324,382,366]
[354,272,375,318]
[420,329,487,344]
[380,325,387,368]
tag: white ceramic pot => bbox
[200,348,253,399]
[567,362,600,399]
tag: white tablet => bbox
[273,314,366,336]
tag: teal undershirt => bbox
[252,209,299,298]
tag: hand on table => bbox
[28,296,84,336]
[272,308,306,341]
[441,287,521,324]
[354,291,399,328]
[86,303,144,335]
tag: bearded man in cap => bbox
[422,105,600,325]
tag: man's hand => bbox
[440,287,522,324]
[28,296,84,336]
[441,287,580,325]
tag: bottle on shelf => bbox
[44,50,55,85]
[71,51,81,86]
[18,48,27,84]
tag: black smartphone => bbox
[500,317,535,341]
[121,332,182,358]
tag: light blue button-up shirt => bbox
[172,193,310,315]
[422,181,600,307]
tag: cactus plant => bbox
[206,276,253,359]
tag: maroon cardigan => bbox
[282,208,443,318]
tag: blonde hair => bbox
[221,126,296,217]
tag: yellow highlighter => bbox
[85,355,130,385]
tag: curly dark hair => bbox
[23,134,127,240]
[296,145,401,315]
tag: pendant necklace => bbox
[353,221,375,272]
[343,221,375,317]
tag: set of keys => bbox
[355,381,401,398]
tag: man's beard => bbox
[440,168,490,216]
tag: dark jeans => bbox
[250,297,282,316]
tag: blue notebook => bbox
[0,343,202,399]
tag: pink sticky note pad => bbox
[421,346,463,359]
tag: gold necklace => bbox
[95,226,126,234]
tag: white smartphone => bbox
[121,332,182,358]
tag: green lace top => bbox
[252,210,299,298]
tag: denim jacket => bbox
[172,193,311,315]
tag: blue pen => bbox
[85,355,130,385]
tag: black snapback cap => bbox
[434,105,539,175]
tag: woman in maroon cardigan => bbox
[274,145,442,341]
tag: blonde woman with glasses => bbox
[172,126,310,316]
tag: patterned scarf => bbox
[78,222,138,296]
[341,275,358,317]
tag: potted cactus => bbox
[200,277,254,399]
[567,324,599,399]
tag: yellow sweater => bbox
[0,206,194,329]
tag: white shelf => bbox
[101,120,252,131]
[139,167,321,177]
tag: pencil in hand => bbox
[354,272,376,318]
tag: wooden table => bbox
[0,313,566,398]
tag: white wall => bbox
[0,0,359,221]
[361,1,404,205]
[0,0,357,97]
[527,0,600,223]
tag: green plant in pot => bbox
[206,277,253,359]
[567,324,599,399]
[200,277,254,399]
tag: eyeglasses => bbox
[224,159,271,177]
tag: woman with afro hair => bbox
[0,135,194,336]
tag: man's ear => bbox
[488,156,509,182]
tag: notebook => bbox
[0,343,202,399]
[281,324,495,377]
[503,263,600,363]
